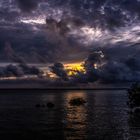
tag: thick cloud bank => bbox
[0,63,42,78]
[84,52,140,82]
[0,0,139,82]
[51,52,140,82]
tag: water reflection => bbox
[64,91,87,140]
[86,91,129,139]
[0,90,140,139]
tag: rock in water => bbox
[69,98,86,106]
[35,104,41,108]
[47,102,55,108]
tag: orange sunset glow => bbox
[64,62,85,76]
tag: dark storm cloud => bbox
[99,60,140,82]
[16,0,39,12]
[83,51,105,82]
[50,62,68,80]
[1,0,140,25]
[0,23,86,63]
[0,65,23,77]
[126,57,140,71]
[0,63,42,77]
[50,0,140,29]
[19,63,42,76]
[0,0,139,83]
[121,0,140,16]
[0,0,139,66]
[46,17,84,36]
[94,52,140,82]
[0,10,19,22]
[70,51,140,83]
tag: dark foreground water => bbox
[0,90,139,140]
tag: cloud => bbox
[0,65,23,77]
[0,0,139,65]
[68,51,140,83]
[16,0,39,12]
[0,63,42,78]
[46,17,84,36]
[83,52,140,82]
[50,62,68,81]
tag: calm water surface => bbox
[0,90,139,140]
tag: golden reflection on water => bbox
[64,91,87,140]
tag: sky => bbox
[0,0,140,63]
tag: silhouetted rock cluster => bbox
[35,102,55,109]
[69,98,86,106]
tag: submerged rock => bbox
[35,104,45,108]
[47,102,55,108]
[69,98,86,106]
[41,104,46,108]
[35,104,41,108]
[35,102,55,109]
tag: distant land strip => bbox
[0,87,129,93]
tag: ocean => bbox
[0,89,139,139]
